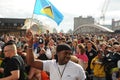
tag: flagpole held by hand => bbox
[26,0,40,36]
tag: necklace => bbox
[57,63,67,78]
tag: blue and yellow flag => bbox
[33,0,64,25]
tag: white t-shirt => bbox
[118,60,120,68]
[43,60,86,80]
[34,47,52,59]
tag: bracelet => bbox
[27,46,33,49]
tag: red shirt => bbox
[75,53,88,63]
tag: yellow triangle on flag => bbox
[41,6,54,19]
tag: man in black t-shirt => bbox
[0,41,25,80]
[85,40,97,80]
[36,37,52,60]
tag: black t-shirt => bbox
[3,55,25,80]
[86,48,97,74]
[86,48,97,64]
[37,47,49,60]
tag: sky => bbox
[0,0,120,33]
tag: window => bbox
[14,23,17,26]
[1,23,4,26]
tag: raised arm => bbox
[26,29,43,70]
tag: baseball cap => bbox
[39,37,44,44]
[56,43,72,53]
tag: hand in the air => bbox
[26,29,33,46]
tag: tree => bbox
[60,29,64,33]
[53,28,58,33]
[67,29,73,34]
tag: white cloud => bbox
[0,0,120,32]
[49,0,104,15]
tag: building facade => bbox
[112,19,120,32]
[73,16,113,34]
[0,18,26,36]
[74,16,94,30]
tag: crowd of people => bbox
[0,28,120,80]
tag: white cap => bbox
[0,47,2,52]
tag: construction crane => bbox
[99,0,110,25]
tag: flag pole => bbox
[29,14,34,29]
[29,0,37,29]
